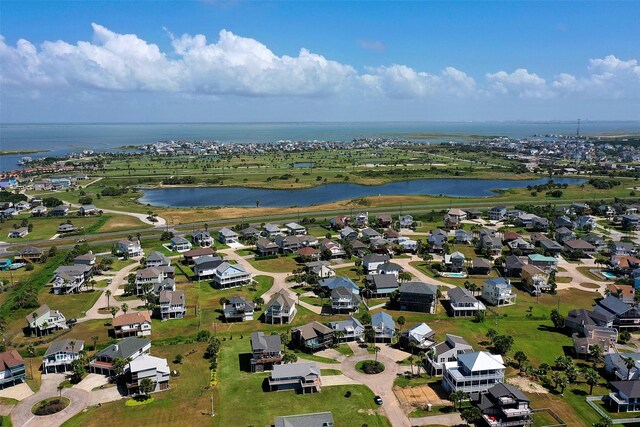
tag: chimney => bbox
[114,344,119,352]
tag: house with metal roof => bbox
[268,362,321,394]
[273,412,334,427]
[329,317,365,343]
[213,262,252,289]
[443,351,505,393]
[218,227,239,244]
[42,339,84,374]
[371,312,395,342]
[399,323,435,350]
[426,334,473,376]
[319,277,360,295]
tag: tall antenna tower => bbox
[576,118,581,138]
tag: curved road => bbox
[11,374,90,427]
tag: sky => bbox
[0,1,639,123]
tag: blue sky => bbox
[1,1,639,122]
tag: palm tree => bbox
[333,330,345,344]
[407,355,415,375]
[105,290,112,308]
[364,329,376,349]
[57,383,64,399]
[91,335,99,352]
[417,351,426,376]
[584,368,599,395]
[121,303,129,314]
[374,346,381,363]
[31,313,37,336]
[27,344,36,379]
[624,356,636,380]
[589,344,603,368]
[42,321,49,336]
[252,297,264,310]
[110,306,118,318]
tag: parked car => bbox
[374,395,383,405]
[66,318,77,326]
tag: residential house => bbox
[447,208,468,222]
[292,322,334,352]
[399,323,435,350]
[363,253,391,274]
[465,209,482,219]
[455,229,473,244]
[374,214,392,228]
[263,223,283,238]
[319,239,346,259]
[30,205,48,217]
[565,308,615,335]
[488,206,507,222]
[329,317,365,343]
[447,287,486,317]
[213,262,251,289]
[89,337,151,375]
[305,261,335,279]
[608,381,640,412]
[539,238,564,257]
[268,362,321,394]
[604,353,640,381]
[239,226,261,241]
[218,228,239,244]
[340,226,358,242]
[444,251,466,272]
[157,290,186,320]
[426,334,474,376]
[377,261,403,277]
[398,236,418,253]
[223,296,255,322]
[350,239,369,257]
[42,339,84,374]
[15,201,31,211]
[146,251,171,268]
[113,312,152,338]
[427,233,447,253]
[354,212,369,228]
[250,332,283,372]
[398,282,438,313]
[361,228,381,242]
[19,246,45,263]
[527,254,558,272]
[51,205,69,216]
[470,383,533,427]
[610,241,636,256]
[79,205,98,216]
[595,296,640,329]
[135,267,164,295]
[8,227,28,238]
[256,238,279,256]
[573,326,617,358]
[442,351,505,393]
[57,223,80,233]
[0,350,26,389]
[564,239,597,257]
[273,412,334,427]
[284,222,307,236]
[0,258,11,271]
[520,264,550,295]
[192,230,213,247]
[366,274,399,298]
[126,354,170,394]
[574,215,596,231]
[169,236,192,252]
[52,265,89,294]
[504,255,527,277]
[264,290,297,324]
[482,278,516,306]
[371,312,395,342]
[507,237,535,253]
[444,215,460,230]
[117,239,144,258]
[193,255,224,280]
[183,247,216,265]
[480,230,503,255]
[399,215,414,229]
[612,255,640,275]
[470,258,493,275]
[623,215,640,231]
[553,216,574,230]
[330,286,361,313]
[73,252,96,268]
[26,305,66,336]
[330,216,348,230]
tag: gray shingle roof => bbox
[44,339,84,357]
[95,337,150,360]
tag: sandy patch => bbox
[507,376,548,394]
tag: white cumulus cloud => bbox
[485,68,550,98]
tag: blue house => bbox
[319,277,360,295]
[0,258,12,271]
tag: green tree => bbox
[492,335,514,355]
[584,368,599,395]
[514,350,528,370]
[121,303,129,314]
[397,316,406,326]
[485,328,497,345]
[91,335,99,351]
[589,344,603,368]
[26,344,36,379]
[461,407,483,425]
[138,377,155,398]
[624,356,636,380]
[112,357,128,377]
[110,306,118,318]
[105,290,112,308]
[374,346,381,363]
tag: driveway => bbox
[0,382,33,401]
[80,260,141,321]
[321,374,362,386]
[90,386,123,406]
[11,373,91,427]
[340,350,411,427]
[409,412,464,426]
[72,373,108,392]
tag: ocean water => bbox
[1,121,639,172]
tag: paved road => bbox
[79,260,141,322]
[340,349,411,427]
[11,374,91,427]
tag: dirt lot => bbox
[394,384,451,412]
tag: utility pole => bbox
[576,118,581,138]
[211,394,214,417]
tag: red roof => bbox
[0,349,25,370]
[503,232,521,241]
[297,247,318,256]
[607,283,634,299]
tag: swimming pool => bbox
[602,271,618,279]
[440,272,468,278]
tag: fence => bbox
[586,395,640,425]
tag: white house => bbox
[127,354,171,394]
[213,262,252,289]
[482,278,517,306]
[42,339,85,374]
[25,305,66,336]
[117,239,144,258]
[169,236,192,252]
[218,228,239,244]
[443,351,505,393]
[192,230,213,247]
[329,316,365,342]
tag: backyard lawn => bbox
[247,255,299,273]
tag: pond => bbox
[291,162,316,168]
[138,177,585,208]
